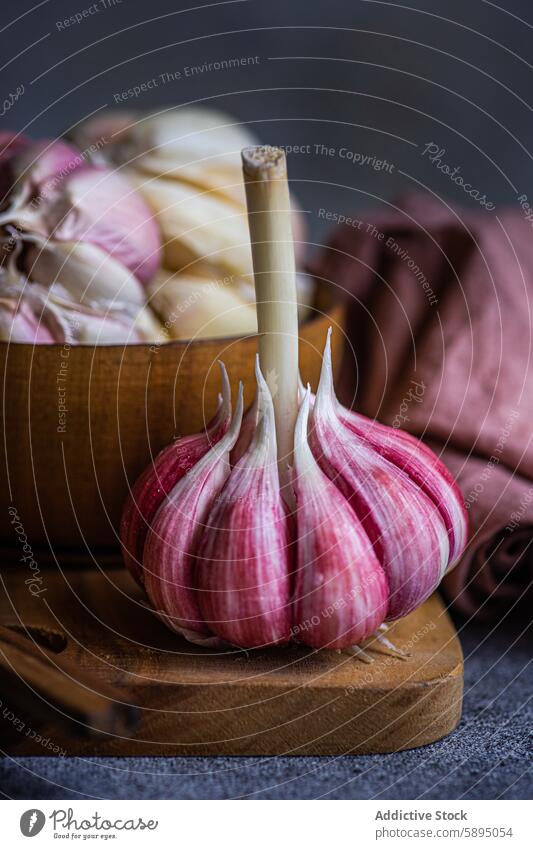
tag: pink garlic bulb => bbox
[0,138,161,304]
[121,343,468,651]
[120,144,468,653]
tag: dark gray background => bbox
[1,0,532,800]
[2,0,533,248]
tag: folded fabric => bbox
[313,195,533,618]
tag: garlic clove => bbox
[338,411,468,569]
[120,362,232,585]
[142,383,243,643]
[22,282,148,345]
[132,304,166,343]
[77,107,256,169]
[2,139,83,210]
[25,240,146,307]
[292,389,388,648]
[310,338,450,621]
[52,166,161,284]
[134,157,247,208]
[320,330,468,569]
[147,269,257,340]
[126,170,253,279]
[196,358,292,648]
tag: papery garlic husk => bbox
[292,388,388,648]
[0,258,162,345]
[25,240,146,307]
[0,140,161,285]
[40,166,161,284]
[32,286,152,344]
[120,363,232,584]
[147,269,257,340]
[196,360,292,647]
[142,384,244,645]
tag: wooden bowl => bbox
[0,283,344,550]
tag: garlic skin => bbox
[0,140,161,287]
[127,170,253,280]
[122,334,468,651]
[74,107,309,285]
[147,269,257,340]
[309,339,450,621]
[310,416,450,622]
[33,165,160,285]
[0,262,162,345]
[143,385,243,645]
[25,241,146,308]
[196,361,292,647]
[0,137,166,344]
[120,363,232,584]
[293,389,388,648]
[337,408,468,568]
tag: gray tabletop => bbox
[1,609,530,800]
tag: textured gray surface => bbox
[1,611,530,800]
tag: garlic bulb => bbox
[147,269,257,340]
[0,138,161,306]
[122,347,467,649]
[73,107,255,207]
[121,147,467,654]
[120,145,468,653]
[0,260,163,345]
[74,107,308,277]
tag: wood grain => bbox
[0,566,463,756]
[0,623,138,738]
[0,286,344,549]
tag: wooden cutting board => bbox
[0,565,463,756]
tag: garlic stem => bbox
[241,145,299,491]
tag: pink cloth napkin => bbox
[313,195,533,618]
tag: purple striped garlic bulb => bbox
[121,341,467,651]
[120,144,468,654]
